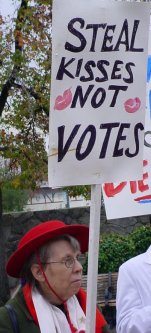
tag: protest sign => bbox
[103,20,151,220]
[48,0,150,187]
[48,2,151,333]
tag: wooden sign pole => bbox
[86,184,102,333]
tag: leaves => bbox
[0,0,51,193]
[64,185,91,200]
[82,225,151,274]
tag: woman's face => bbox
[40,239,83,303]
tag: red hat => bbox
[6,220,89,278]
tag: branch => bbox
[0,0,28,117]
[0,147,9,152]
[0,146,48,165]
[13,82,49,116]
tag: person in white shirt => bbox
[116,245,151,333]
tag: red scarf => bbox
[23,284,106,333]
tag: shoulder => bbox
[119,250,146,273]
[0,291,39,333]
[0,304,10,317]
[102,324,112,333]
[0,305,13,332]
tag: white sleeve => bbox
[116,264,151,333]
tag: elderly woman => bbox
[0,220,109,333]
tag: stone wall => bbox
[2,206,151,289]
[3,205,151,257]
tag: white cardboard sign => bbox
[103,22,151,219]
[48,0,150,187]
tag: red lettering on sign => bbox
[104,160,149,197]
[103,182,127,197]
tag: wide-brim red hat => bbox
[6,220,89,278]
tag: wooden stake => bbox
[86,184,102,333]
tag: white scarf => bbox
[32,288,86,333]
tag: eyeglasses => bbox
[41,254,86,269]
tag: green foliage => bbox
[82,225,151,274]
[2,188,28,212]
[130,225,151,256]
[0,167,29,212]
[98,234,135,273]
[0,0,51,198]
[64,185,91,200]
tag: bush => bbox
[129,225,151,256]
[2,188,28,212]
[98,233,135,273]
[83,224,151,274]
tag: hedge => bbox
[83,224,151,274]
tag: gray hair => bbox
[20,234,80,285]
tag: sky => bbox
[0,0,17,17]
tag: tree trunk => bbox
[0,188,10,305]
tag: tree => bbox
[0,0,52,303]
[1,167,29,212]
[64,185,91,201]
[0,185,10,305]
[0,0,51,187]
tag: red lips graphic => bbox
[124,97,141,113]
[54,88,72,111]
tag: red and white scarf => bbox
[23,284,106,333]
[32,287,85,333]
